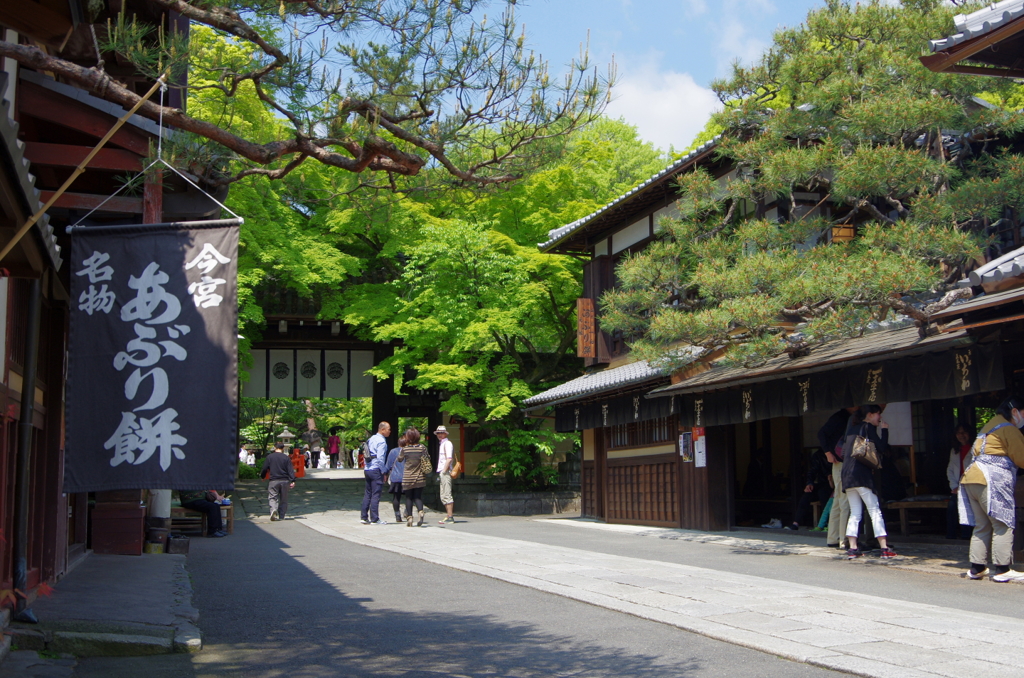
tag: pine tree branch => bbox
[844,196,896,225]
[0,40,430,180]
[695,199,737,241]
[884,195,909,219]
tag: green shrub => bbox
[237,463,260,480]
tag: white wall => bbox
[612,216,650,254]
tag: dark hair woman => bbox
[841,405,895,560]
[398,428,428,527]
[384,435,408,523]
[946,424,975,540]
[960,396,1024,582]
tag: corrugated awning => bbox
[0,72,61,270]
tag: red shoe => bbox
[880,548,897,559]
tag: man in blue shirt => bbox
[360,421,391,524]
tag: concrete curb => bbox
[48,631,171,656]
[173,622,202,653]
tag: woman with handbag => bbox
[398,427,429,527]
[841,405,896,560]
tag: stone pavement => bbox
[291,506,1024,678]
[554,520,979,581]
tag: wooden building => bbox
[525,133,1024,534]
[0,0,225,616]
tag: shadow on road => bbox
[184,520,711,678]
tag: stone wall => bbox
[453,491,580,517]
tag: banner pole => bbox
[0,72,168,264]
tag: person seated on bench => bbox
[787,447,832,531]
[180,490,229,538]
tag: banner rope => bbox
[68,76,242,230]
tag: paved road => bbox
[183,519,837,677]
[68,479,1024,677]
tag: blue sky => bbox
[511,0,827,152]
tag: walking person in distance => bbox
[960,397,1024,582]
[842,405,896,560]
[398,428,428,527]
[360,421,391,525]
[385,434,407,523]
[435,425,455,524]
[261,442,296,521]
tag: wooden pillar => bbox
[789,417,803,524]
[142,168,162,223]
[596,427,607,521]
[41,298,67,580]
[371,344,397,449]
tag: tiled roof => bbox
[932,286,1024,321]
[523,346,704,407]
[648,322,969,398]
[0,73,61,269]
[537,136,721,252]
[522,360,667,407]
[960,243,1024,287]
[929,0,1024,52]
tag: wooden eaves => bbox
[921,14,1024,78]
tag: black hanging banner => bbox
[65,223,239,492]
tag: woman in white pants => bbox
[841,405,896,559]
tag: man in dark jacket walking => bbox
[261,442,296,521]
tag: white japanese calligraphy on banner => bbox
[105,262,189,470]
[185,243,231,308]
[75,250,116,316]
[65,225,239,493]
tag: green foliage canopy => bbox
[602,0,1023,369]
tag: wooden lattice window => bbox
[608,415,677,449]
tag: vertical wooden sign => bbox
[577,297,596,358]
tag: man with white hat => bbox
[435,425,455,524]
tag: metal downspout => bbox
[13,277,42,623]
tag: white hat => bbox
[434,425,449,435]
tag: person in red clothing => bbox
[328,434,341,468]
[947,424,974,540]
[290,447,306,478]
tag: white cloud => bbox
[716,16,770,76]
[699,0,781,76]
[682,0,708,17]
[605,60,721,153]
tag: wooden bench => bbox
[171,504,234,535]
[811,501,823,527]
[886,500,947,536]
